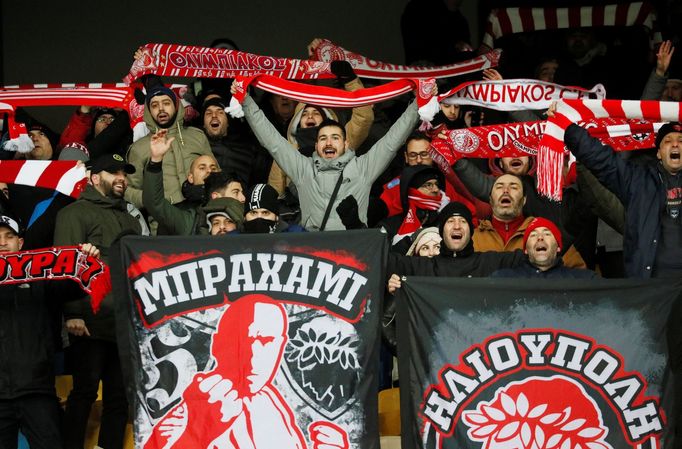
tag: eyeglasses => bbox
[406,151,432,160]
[419,181,440,190]
[96,116,115,123]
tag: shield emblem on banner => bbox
[279,307,361,420]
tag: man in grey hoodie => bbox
[233,81,423,231]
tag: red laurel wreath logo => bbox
[462,376,613,449]
[449,129,481,154]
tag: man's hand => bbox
[387,274,402,294]
[331,61,357,83]
[309,421,349,449]
[656,40,675,77]
[80,243,100,259]
[150,130,175,163]
[482,68,503,81]
[336,195,365,229]
[66,319,90,337]
[307,38,324,57]
[134,47,145,62]
[546,101,557,118]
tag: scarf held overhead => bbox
[311,39,501,80]
[227,75,441,123]
[440,78,605,111]
[0,246,111,312]
[0,83,146,148]
[538,99,682,200]
[124,42,501,83]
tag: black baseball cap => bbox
[88,154,135,175]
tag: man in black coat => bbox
[565,122,682,278]
[384,202,524,353]
[0,214,98,449]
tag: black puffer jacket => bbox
[565,124,667,278]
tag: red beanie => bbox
[522,217,562,251]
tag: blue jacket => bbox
[565,124,666,278]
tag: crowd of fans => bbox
[0,2,681,447]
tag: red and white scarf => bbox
[0,83,148,145]
[124,42,501,83]
[227,75,441,124]
[538,99,682,200]
[431,118,663,165]
[0,246,111,312]
[0,160,87,198]
[439,79,605,111]
[481,2,660,50]
[311,39,501,80]
[0,82,200,143]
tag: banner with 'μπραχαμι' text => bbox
[111,230,387,449]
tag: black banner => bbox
[112,230,386,449]
[396,277,682,449]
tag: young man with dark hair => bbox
[234,81,423,231]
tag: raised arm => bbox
[564,124,643,205]
[142,130,195,235]
[359,100,419,181]
[240,92,309,185]
[641,40,674,100]
[453,159,496,200]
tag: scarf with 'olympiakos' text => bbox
[125,42,501,83]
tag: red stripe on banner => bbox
[568,6,582,29]
[592,4,606,27]
[0,161,26,183]
[615,3,629,26]
[497,9,514,38]
[35,161,69,191]
[641,100,663,122]
[544,7,558,30]
[519,7,535,34]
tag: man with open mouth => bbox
[565,121,682,278]
[126,85,214,210]
[491,217,596,278]
[234,80,424,231]
[472,174,588,269]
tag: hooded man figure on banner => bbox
[144,295,349,449]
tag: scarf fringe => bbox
[536,144,565,201]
